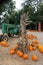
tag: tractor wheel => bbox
[8,33,14,37]
[2,35,8,42]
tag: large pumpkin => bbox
[10,49,16,55]
[1,41,9,47]
[32,55,38,61]
[23,54,28,60]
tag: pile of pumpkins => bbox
[27,34,43,53]
[0,34,43,61]
[10,44,28,60]
[10,44,38,61]
[10,34,43,61]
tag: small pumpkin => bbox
[17,50,21,54]
[29,46,33,51]
[32,55,38,61]
[32,47,36,50]
[18,51,23,57]
[10,49,16,55]
[17,50,23,57]
[23,54,28,60]
[1,41,9,47]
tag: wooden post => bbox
[38,22,41,32]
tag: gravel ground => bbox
[0,30,43,65]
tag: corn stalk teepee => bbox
[18,13,30,53]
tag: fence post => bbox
[38,22,41,32]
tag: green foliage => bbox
[21,0,43,22]
[0,0,15,15]
[9,12,20,24]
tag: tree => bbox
[9,11,20,24]
[0,0,15,23]
[0,0,12,14]
[21,0,43,22]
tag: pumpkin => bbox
[37,44,43,53]
[18,51,23,57]
[17,50,21,54]
[37,44,42,49]
[39,47,43,53]
[29,46,33,51]
[1,41,9,47]
[23,54,28,60]
[32,55,38,61]
[17,50,23,57]
[32,47,36,50]
[10,49,16,55]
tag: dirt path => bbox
[0,32,43,65]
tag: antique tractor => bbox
[1,23,20,41]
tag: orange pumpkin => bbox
[32,55,38,61]
[37,44,42,49]
[29,46,33,51]
[37,44,43,53]
[10,49,16,55]
[18,51,23,57]
[17,50,23,57]
[39,47,43,53]
[17,50,21,54]
[1,41,9,47]
[23,54,28,60]
[32,47,36,50]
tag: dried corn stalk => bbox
[18,13,29,53]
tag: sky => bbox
[13,0,25,10]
